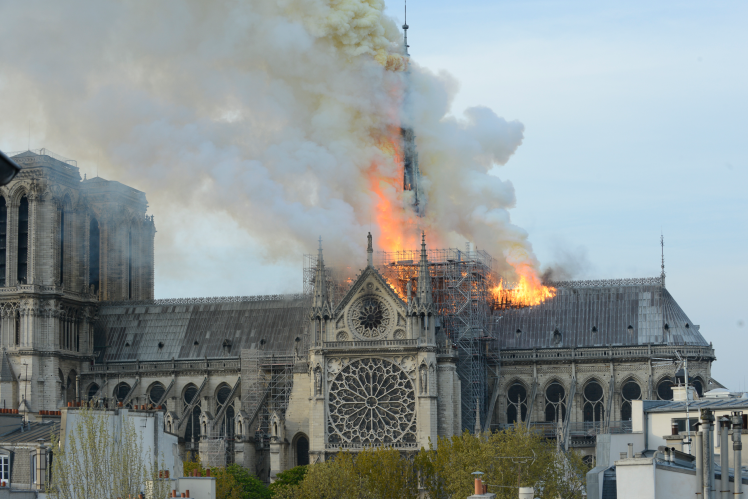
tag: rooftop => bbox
[494,278,708,349]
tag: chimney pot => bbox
[474,478,482,495]
[185,490,190,498]
[67,402,72,407]
[166,470,170,478]
[207,469,211,477]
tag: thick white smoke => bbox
[0,0,535,284]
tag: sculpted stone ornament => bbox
[348,296,392,339]
[315,369,322,395]
[327,358,416,447]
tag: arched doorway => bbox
[296,435,309,466]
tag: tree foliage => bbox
[269,465,307,495]
[272,427,587,499]
[415,426,588,499]
[184,458,270,499]
[46,405,170,499]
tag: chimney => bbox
[733,411,743,498]
[628,443,634,458]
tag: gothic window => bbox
[657,378,674,401]
[582,380,605,423]
[348,297,392,339]
[544,381,566,423]
[506,383,528,424]
[183,384,202,443]
[327,358,416,447]
[114,382,132,407]
[692,377,704,397]
[87,383,100,401]
[216,384,235,438]
[17,196,28,284]
[148,382,166,409]
[89,217,100,294]
[0,197,6,287]
[620,380,641,421]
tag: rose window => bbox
[327,358,416,447]
[349,297,391,339]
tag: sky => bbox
[386,0,747,387]
[1,0,746,387]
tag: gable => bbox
[333,268,407,341]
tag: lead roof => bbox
[494,279,708,349]
[95,295,309,362]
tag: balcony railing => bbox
[85,358,241,374]
[322,339,420,349]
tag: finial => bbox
[367,232,373,267]
[660,232,666,287]
[318,236,323,251]
[402,0,410,56]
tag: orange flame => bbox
[493,273,556,308]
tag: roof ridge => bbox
[549,277,662,288]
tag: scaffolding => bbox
[302,253,357,309]
[241,350,296,445]
[378,246,498,433]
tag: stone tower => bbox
[0,150,155,413]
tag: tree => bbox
[269,465,307,496]
[415,426,588,499]
[272,448,418,499]
[47,405,170,499]
[184,458,270,499]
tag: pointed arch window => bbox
[17,196,29,283]
[216,384,236,439]
[506,383,528,424]
[621,380,641,421]
[0,198,6,287]
[583,380,605,424]
[545,382,566,422]
[89,217,100,294]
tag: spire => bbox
[402,0,410,56]
[660,232,666,288]
[367,232,373,267]
[417,232,433,305]
[313,236,328,308]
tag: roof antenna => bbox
[403,0,410,56]
[660,231,666,287]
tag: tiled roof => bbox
[95,295,309,362]
[494,280,708,349]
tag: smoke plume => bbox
[0,0,537,284]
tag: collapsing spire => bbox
[400,0,423,217]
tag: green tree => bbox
[184,458,270,499]
[415,426,587,499]
[269,465,307,496]
[47,405,170,499]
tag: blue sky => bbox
[383,0,748,387]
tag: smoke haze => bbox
[0,0,536,285]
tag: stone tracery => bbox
[327,358,416,446]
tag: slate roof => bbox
[494,278,708,349]
[0,421,59,443]
[643,398,748,413]
[95,295,309,362]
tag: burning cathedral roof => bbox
[494,277,709,350]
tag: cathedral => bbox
[0,149,718,482]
